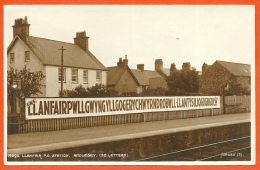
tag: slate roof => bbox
[160,68,170,77]
[130,69,163,86]
[107,66,165,87]
[10,36,107,70]
[107,66,130,85]
[149,77,167,89]
[216,60,250,77]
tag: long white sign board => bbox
[25,96,220,120]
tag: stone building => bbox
[107,57,167,94]
[199,60,251,95]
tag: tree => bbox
[7,66,45,111]
[65,84,118,97]
[225,75,251,95]
[167,67,199,96]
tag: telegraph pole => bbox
[59,46,66,97]
[222,83,229,114]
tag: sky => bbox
[4,5,255,71]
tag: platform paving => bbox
[7,113,251,154]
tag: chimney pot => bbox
[123,55,128,66]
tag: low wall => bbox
[7,122,250,161]
[15,108,220,133]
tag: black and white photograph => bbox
[4,5,255,165]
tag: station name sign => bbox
[25,96,220,120]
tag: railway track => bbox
[138,136,251,161]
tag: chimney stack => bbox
[155,59,163,72]
[117,55,128,67]
[170,63,176,76]
[202,63,208,75]
[117,58,123,67]
[74,31,89,52]
[13,16,30,42]
[123,55,128,66]
[137,64,144,72]
[182,62,191,71]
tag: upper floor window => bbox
[83,69,88,83]
[96,71,102,84]
[10,53,15,63]
[71,69,78,83]
[58,68,66,82]
[25,51,30,62]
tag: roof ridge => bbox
[114,66,129,85]
[216,60,250,77]
[107,66,120,68]
[216,60,250,66]
[30,36,74,45]
[24,36,107,70]
[127,67,141,86]
[130,68,158,72]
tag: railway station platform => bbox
[7,113,251,161]
[8,112,251,152]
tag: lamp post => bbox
[9,77,21,113]
[11,84,17,113]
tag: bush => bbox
[120,92,139,97]
[141,87,166,96]
[63,84,118,98]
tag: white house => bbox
[7,16,108,99]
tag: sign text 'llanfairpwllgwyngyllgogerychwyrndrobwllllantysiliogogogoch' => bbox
[25,96,220,119]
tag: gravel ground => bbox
[7,113,251,149]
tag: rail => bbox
[137,136,251,161]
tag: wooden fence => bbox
[8,95,251,134]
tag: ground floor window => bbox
[96,71,102,84]
[83,69,88,83]
[71,69,78,83]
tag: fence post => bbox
[244,95,249,112]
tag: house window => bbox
[10,53,15,63]
[83,69,88,83]
[58,68,66,82]
[71,69,78,83]
[25,51,30,62]
[96,71,102,84]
